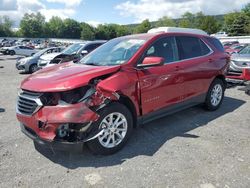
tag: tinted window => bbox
[176,36,210,60]
[145,37,178,63]
[206,37,224,52]
[200,40,211,55]
[85,43,102,52]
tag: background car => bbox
[5,45,38,56]
[211,31,228,37]
[223,41,239,50]
[225,43,248,54]
[37,40,106,69]
[229,45,250,72]
[0,46,10,55]
[16,47,64,73]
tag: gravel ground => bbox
[0,54,249,188]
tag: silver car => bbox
[230,45,250,72]
[16,47,64,73]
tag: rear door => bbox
[175,35,213,101]
[138,36,184,115]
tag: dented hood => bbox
[21,63,120,92]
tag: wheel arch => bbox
[214,74,227,88]
[117,95,138,128]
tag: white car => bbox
[37,52,62,69]
[6,45,38,56]
[211,32,228,37]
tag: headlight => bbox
[60,86,93,104]
[19,59,28,65]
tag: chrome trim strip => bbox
[16,91,43,116]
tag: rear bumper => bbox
[20,123,84,152]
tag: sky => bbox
[0,0,249,27]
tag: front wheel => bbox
[29,64,38,73]
[87,102,133,155]
[204,79,225,111]
[9,50,15,56]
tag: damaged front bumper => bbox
[16,101,102,152]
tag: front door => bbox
[137,36,184,115]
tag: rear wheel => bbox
[87,102,133,155]
[9,50,15,56]
[29,64,38,73]
[204,79,225,111]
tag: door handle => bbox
[208,58,214,63]
[175,65,180,71]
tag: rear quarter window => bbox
[206,37,224,52]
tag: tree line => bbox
[0,3,249,40]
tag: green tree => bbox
[178,12,194,28]
[116,25,130,37]
[0,16,13,37]
[199,16,220,34]
[242,3,250,17]
[19,12,46,37]
[61,18,81,38]
[80,22,95,40]
[156,16,176,27]
[230,13,249,36]
[134,19,151,33]
[47,16,64,38]
[225,12,249,36]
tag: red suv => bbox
[16,28,230,155]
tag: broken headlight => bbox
[60,86,95,104]
[40,93,58,106]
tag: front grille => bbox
[17,90,42,115]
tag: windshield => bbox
[33,48,50,57]
[239,45,250,54]
[80,38,146,66]
[62,43,85,55]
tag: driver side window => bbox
[145,36,178,63]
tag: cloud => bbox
[86,20,102,27]
[0,0,17,11]
[46,0,83,7]
[116,0,250,23]
[0,0,78,26]
[40,8,75,21]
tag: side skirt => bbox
[137,93,206,125]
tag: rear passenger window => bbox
[145,37,178,63]
[176,36,211,60]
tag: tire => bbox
[204,78,225,111]
[87,102,133,155]
[9,50,15,56]
[29,64,38,73]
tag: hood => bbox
[21,63,120,92]
[18,56,33,62]
[40,52,61,61]
[231,54,250,62]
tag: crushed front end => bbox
[16,82,118,152]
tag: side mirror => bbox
[81,50,88,55]
[137,57,165,68]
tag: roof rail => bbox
[148,27,208,36]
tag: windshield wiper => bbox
[84,62,99,66]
